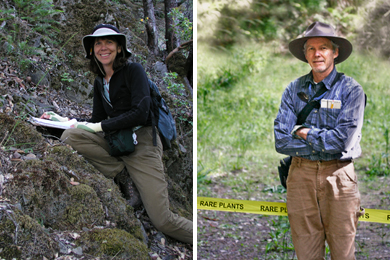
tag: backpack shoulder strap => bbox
[297,72,343,125]
[149,80,158,147]
[122,63,158,146]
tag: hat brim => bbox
[289,36,352,64]
[82,29,132,59]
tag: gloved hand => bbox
[42,111,69,122]
[71,122,102,133]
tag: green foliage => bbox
[197,43,288,177]
[265,216,294,254]
[13,0,62,28]
[61,72,74,83]
[366,127,390,176]
[197,164,212,185]
[263,185,286,194]
[168,7,193,42]
[198,48,260,104]
[0,0,63,71]
[162,72,193,126]
[163,72,184,96]
[199,0,360,47]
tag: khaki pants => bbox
[286,157,362,260]
[61,126,193,244]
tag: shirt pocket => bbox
[318,107,342,129]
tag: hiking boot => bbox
[114,168,142,208]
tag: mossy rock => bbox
[6,159,105,230]
[0,207,58,259]
[46,145,99,174]
[79,228,149,259]
[0,113,44,150]
[46,145,144,240]
[65,184,106,229]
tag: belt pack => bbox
[104,128,138,157]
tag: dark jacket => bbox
[90,62,152,132]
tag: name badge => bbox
[321,99,341,109]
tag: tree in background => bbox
[143,0,159,55]
[164,0,179,54]
[165,0,193,86]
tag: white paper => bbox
[29,117,77,130]
[321,99,341,109]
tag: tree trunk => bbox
[164,0,178,54]
[143,0,159,55]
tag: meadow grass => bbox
[197,42,390,193]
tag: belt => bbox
[293,157,353,166]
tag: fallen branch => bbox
[165,40,193,62]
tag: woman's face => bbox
[93,37,121,69]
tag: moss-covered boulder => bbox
[0,113,45,151]
[0,206,58,259]
[79,228,149,259]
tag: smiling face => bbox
[93,37,122,70]
[304,37,339,82]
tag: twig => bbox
[5,208,19,244]
[0,131,8,147]
[110,250,122,259]
[165,40,193,62]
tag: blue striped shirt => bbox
[274,67,366,161]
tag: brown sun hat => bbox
[288,21,352,64]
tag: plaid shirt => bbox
[274,67,366,161]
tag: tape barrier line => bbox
[197,197,390,224]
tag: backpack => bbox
[120,63,177,150]
[149,79,177,150]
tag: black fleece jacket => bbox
[89,62,152,132]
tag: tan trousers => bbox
[286,157,362,260]
[61,126,193,244]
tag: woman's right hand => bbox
[40,111,69,122]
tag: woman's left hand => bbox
[40,111,69,122]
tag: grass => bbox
[197,41,390,193]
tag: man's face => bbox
[304,37,339,79]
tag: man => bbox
[274,22,366,259]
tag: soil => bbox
[197,171,390,260]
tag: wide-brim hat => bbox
[82,24,132,59]
[289,21,352,64]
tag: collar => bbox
[98,62,128,82]
[304,67,338,90]
[321,67,338,90]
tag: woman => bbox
[41,24,192,244]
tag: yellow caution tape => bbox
[197,197,390,224]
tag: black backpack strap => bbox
[149,80,158,147]
[123,64,158,147]
[297,72,343,125]
[151,107,157,147]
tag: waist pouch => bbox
[278,156,292,189]
[104,128,138,157]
